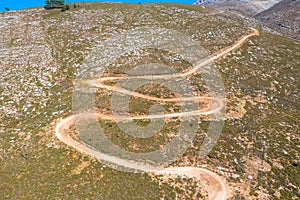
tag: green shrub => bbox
[61,4,70,12]
[45,0,64,9]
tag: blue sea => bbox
[0,0,195,12]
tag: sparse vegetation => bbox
[45,0,65,10]
[0,2,299,199]
[61,4,70,12]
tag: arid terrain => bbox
[194,0,281,16]
[0,2,299,199]
[195,0,300,40]
[256,0,300,40]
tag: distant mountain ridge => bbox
[256,0,300,40]
[194,0,281,16]
[194,0,228,4]
[193,0,299,40]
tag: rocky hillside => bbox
[256,0,300,40]
[194,0,281,16]
[1,3,299,199]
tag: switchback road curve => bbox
[55,28,259,200]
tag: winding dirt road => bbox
[55,28,259,200]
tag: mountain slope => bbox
[194,0,281,16]
[256,0,300,40]
[0,3,299,199]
